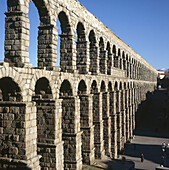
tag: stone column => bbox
[107,51,112,75]
[132,103,136,133]
[5,11,30,67]
[114,56,119,68]
[89,42,99,75]
[121,90,126,146]
[116,90,122,153]
[76,41,90,74]
[79,94,95,164]
[0,102,40,170]
[99,50,106,74]
[130,63,132,79]
[62,96,82,170]
[102,92,112,157]
[93,92,105,159]
[109,92,117,158]
[38,25,57,70]
[127,61,130,78]
[128,89,133,139]
[132,88,136,132]
[125,90,130,141]
[60,34,76,73]
[33,98,64,170]
[120,58,123,70]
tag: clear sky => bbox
[0,0,169,69]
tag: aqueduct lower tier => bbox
[0,0,158,169]
[0,65,157,169]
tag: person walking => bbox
[141,153,144,162]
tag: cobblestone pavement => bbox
[124,88,169,170]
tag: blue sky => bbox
[0,0,169,69]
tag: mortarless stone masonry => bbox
[0,0,158,169]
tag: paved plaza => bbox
[124,88,169,170]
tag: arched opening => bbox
[5,0,51,68]
[34,78,52,98]
[113,45,117,68]
[107,42,112,75]
[120,82,122,90]
[60,80,73,97]
[60,80,82,168]
[78,80,87,95]
[28,1,40,67]
[99,37,106,74]
[89,30,97,74]
[120,82,125,149]
[78,80,94,164]
[32,77,55,169]
[91,80,105,158]
[0,77,30,168]
[114,82,118,91]
[101,81,111,156]
[57,12,74,72]
[126,54,129,77]
[114,81,121,153]
[122,51,126,70]
[76,23,87,74]
[118,49,122,69]
[0,77,22,101]
[101,81,106,92]
[108,82,112,92]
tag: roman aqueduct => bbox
[0,0,158,169]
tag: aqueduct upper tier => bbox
[0,0,157,169]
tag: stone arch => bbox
[113,45,117,67]
[101,80,106,92]
[107,42,112,75]
[118,48,121,56]
[78,80,87,95]
[59,80,73,97]
[0,77,22,102]
[32,77,55,169]
[28,0,56,69]
[114,81,118,91]
[0,67,25,99]
[119,82,122,90]
[108,82,112,92]
[128,82,130,89]
[99,37,106,74]
[78,79,95,164]
[89,30,98,74]
[124,82,127,90]
[101,80,111,156]
[126,54,129,77]
[113,45,116,55]
[34,77,53,98]
[59,79,82,168]
[118,49,122,69]
[122,51,126,70]
[91,79,105,158]
[0,76,38,169]
[90,80,98,93]
[6,0,51,68]
[76,22,88,74]
[58,11,71,34]
[57,11,75,72]
[30,72,55,100]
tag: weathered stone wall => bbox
[0,0,158,169]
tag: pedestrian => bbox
[141,153,144,162]
[161,155,164,167]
